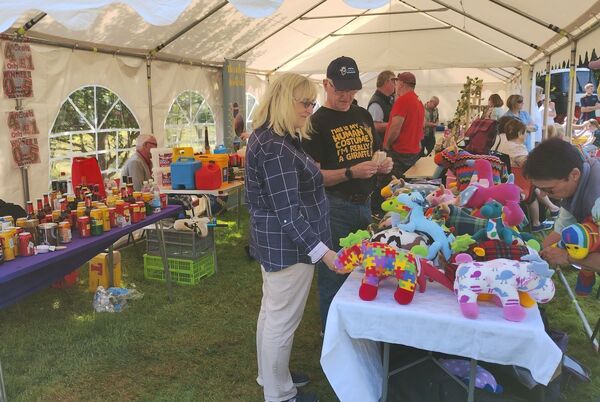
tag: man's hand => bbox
[351,160,379,179]
[377,157,393,174]
[540,246,570,266]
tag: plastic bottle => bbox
[150,180,161,212]
[141,180,150,193]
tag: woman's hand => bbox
[322,250,343,273]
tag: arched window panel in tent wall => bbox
[246,93,258,132]
[48,85,140,183]
[165,91,217,150]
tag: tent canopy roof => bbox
[3,0,600,77]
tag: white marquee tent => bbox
[0,0,599,204]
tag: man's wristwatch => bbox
[345,167,353,180]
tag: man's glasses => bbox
[517,99,524,103]
[145,141,158,147]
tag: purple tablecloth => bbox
[0,205,182,309]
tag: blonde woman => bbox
[245,73,337,402]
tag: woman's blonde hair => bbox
[252,73,317,139]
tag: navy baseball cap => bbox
[326,56,362,91]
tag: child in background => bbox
[497,118,560,232]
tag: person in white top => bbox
[483,93,504,120]
[497,118,560,232]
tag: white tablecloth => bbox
[320,271,563,402]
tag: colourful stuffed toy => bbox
[434,144,506,191]
[334,233,454,304]
[381,196,411,227]
[439,359,503,394]
[459,160,525,227]
[556,218,600,296]
[394,192,453,261]
[370,227,433,251]
[425,184,456,207]
[454,253,555,321]
[431,204,487,236]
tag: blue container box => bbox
[171,157,201,189]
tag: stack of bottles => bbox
[0,176,168,265]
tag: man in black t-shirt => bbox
[580,83,600,122]
[303,56,392,332]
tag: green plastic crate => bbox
[143,253,214,285]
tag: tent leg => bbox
[565,41,577,137]
[556,268,599,351]
[146,57,155,134]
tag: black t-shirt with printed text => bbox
[303,104,379,197]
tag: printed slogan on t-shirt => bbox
[331,123,373,163]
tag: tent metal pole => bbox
[488,0,568,35]
[299,8,447,20]
[1,33,223,70]
[21,166,30,205]
[565,41,577,139]
[16,12,47,36]
[150,0,227,55]
[233,0,328,59]
[330,26,451,36]
[543,56,551,140]
[487,68,511,80]
[269,8,370,74]
[146,57,155,134]
[429,0,546,55]
[397,0,526,64]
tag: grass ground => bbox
[0,210,599,401]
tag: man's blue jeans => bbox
[318,193,372,331]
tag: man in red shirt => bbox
[383,72,425,178]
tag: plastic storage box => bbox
[143,253,214,285]
[146,228,214,259]
[171,157,201,189]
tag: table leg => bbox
[155,221,173,302]
[210,226,218,274]
[467,359,477,402]
[107,244,114,287]
[380,342,390,402]
[0,358,6,402]
[237,186,241,228]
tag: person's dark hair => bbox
[497,115,514,134]
[504,118,526,141]
[523,137,583,180]
[489,93,503,108]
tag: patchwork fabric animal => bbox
[453,254,555,321]
[432,204,487,236]
[434,146,506,191]
[394,192,453,261]
[334,239,453,304]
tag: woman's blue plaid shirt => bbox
[245,126,332,272]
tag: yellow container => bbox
[197,154,229,183]
[88,251,122,292]
[172,146,194,162]
[0,230,15,261]
[99,207,110,232]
